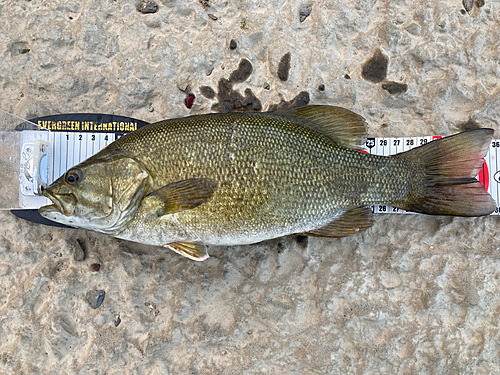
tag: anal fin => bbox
[164,242,209,261]
[302,207,374,238]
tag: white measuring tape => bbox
[18,131,500,215]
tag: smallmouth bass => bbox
[39,106,495,261]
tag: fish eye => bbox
[65,170,81,185]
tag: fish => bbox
[39,105,496,261]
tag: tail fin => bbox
[394,129,495,217]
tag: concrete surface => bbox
[1,0,500,373]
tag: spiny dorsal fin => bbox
[147,178,217,216]
[164,242,209,261]
[276,105,367,150]
[302,207,374,238]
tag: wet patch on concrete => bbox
[361,49,389,83]
[208,59,262,113]
[278,52,292,81]
[381,81,408,94]
[268,91,310,111]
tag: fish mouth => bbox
[40,189,75,216]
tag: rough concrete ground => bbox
[1,0,500,373]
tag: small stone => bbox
[318,84,325,91]
[229,39,237,50]
[114,314,121,327]
[136,1,158,14]
[344,74,351,79]
[90,263,101,272]
[463,0,474,13]
[90,290,106,309]
[208,13,218,21]
[299,5,312,22]
[263,83,270,90]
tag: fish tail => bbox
[394,128,495,216]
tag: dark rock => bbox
[136,1,158,14]
[90,263,101,272]
[89,290,105,309]
[229,39,237,50]
[463,0,474,12]
[299,5,312,22]
[318,84,325,91]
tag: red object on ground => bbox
[185,94,195,109]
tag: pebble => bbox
[299,6,312,22]
[90,290,106,309]
[90,263,101,272]
[463,0,474,13]
[136,1,159,14]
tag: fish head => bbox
[39,153,150,234]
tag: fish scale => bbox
[103,113,413,245]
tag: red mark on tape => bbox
[478,160,489,191]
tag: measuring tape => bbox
[16,122,500,216]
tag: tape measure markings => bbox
[48,132,116,183]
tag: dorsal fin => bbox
[275,105,367,150]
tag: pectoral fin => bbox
[302,207,374,238]
[148,178,217,216]
[164,242,209,261]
